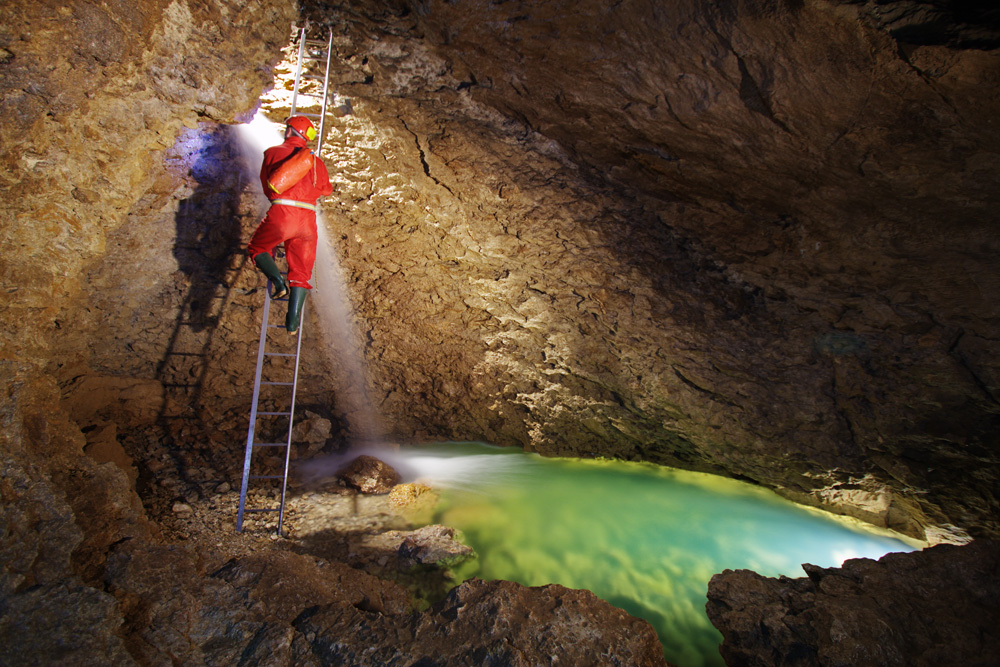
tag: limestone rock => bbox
[336,455,401,494]
[291,578,672,666]
[291,410,332,457]
[0,580,135,667]
[386,481,439,521]
[104,539,291,666]
[209,550,412,619]
[706,541,1000,666]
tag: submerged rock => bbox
[361,524,475,569]
[706,540,1000,666]
[336,455,402,494]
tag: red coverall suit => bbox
[246,135,333,289]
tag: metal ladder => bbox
[236,25,336,537]
[290,25,335,150]
[236,274,306,536]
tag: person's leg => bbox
[284,286,307,335]
[252,253,288,298]
[283,228,316,290]
[283,228,317,334]
[247,215,289,298]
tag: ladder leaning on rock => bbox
[236,25,337,536]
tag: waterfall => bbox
[311,219,381,442]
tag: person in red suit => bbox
[247,115,333,334]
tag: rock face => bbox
[285,0,999,538]
[291,577,671,667]
[360,524,476,569]
[706,540,1000,666]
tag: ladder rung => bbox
[253,442,289,447]
[250,475,285,480]
[245,508,280,513]
[261,381,294,386]
[302,74,326,81]
[295,112,322,118]
[266,324,288,329]
[258,411,291,416]
[265,352,295,357]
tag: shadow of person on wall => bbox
[155,123,256,486]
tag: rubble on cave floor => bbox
[120,424,470,603]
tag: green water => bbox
[418,442,918,667]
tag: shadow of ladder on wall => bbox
[235,25,336,536]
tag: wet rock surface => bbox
[336,454,402,494]
[363,524,475,569]
[706,540,1000,666]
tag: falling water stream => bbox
[237,115,919,666]
[375,442,920,667]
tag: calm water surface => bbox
[396,442,918,667]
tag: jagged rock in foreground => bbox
[291,577,671,667]
[706,540,1000,666]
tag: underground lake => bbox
[379,442,921,667]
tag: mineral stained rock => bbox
[337,454,403,494]
[291,577,672,667]
[705,540,1000,666]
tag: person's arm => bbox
[315,158,334,198]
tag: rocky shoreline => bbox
[707,540,1000,666]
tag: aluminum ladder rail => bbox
[290,26,335,150]
[236,277,306,536]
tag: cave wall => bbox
[261,0,998,538]
[6,0,997,540]
[2,0,999,588]
[1,0,998,662]
[0,0,300,660]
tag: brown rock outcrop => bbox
[706,540,1000,666]
[291,577,671,667]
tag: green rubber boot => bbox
[285,286,307,335]
[253,252,288,299]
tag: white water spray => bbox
[312,219,381,441]
[234,111,283,178]
[297,443,530,493]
